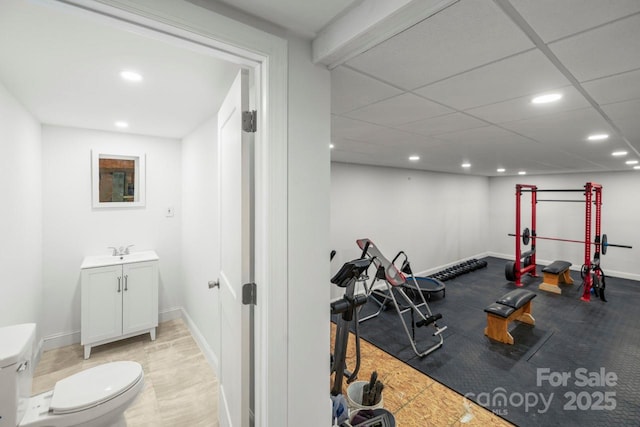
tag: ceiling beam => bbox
[312,0,459,69]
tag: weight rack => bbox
[511,182,604,301]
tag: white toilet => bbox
[0,323,144,427]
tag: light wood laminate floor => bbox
[32,318,219,427]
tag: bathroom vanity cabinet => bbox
[80,251,159,359]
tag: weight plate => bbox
[602,234,608,255]
[522,228,530,246]
[505,261,516,282]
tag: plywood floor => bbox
[332,323,515,427]
[32,318,219,427]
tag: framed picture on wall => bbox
[91,150,146,208]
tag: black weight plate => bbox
[522,228,530,246]
[602,233,608,255]
[505,261,516,281]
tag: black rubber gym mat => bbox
[355,257,640,426]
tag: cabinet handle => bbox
[117,276,121,293]
[124,275,128,291]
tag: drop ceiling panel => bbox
[550,14,640,82]
[410,136,603,176]
[602,99,640,149]
[509,0,640,43]
[342,93,453,126]
[331,66,403,114]
[582,69,640,106]
[345,0,533,90]
[331,115,434,146]
[432,125,536,146]
[465,86,590,124]
[500,108,618,149]
[415,49,570,110]
[394,112,488,137]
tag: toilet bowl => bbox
[19,361,144,427]
[0,324,144,427]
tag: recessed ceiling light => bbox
[120,70,143,82]
[612,151,628,157]
[409,155,420,161]
[461,162,471,168]
[114,121,129,129]
[626,160,639,165]
[587,133,609,141]
[634,165,640,170]
[329,143,334,149]
[531,93,562,104]
[496,168,506,173]
[518,171,527,175]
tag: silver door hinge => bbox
[242,110,257,133]
[242,282,257,305]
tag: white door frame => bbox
[52,1,289,425]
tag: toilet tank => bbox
[0,323,36,427]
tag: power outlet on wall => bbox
[166,207,174,217]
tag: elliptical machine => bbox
[330,245,373,396]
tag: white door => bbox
[218,69,252,427]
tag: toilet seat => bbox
[50,361,143,415]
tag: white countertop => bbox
[81,250,159,269]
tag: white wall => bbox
[0,82,43,328]
[489,172,640,279]
[181,116,220,364]
[286,36,332,423]
[41,125,183,344]
[330,162,490,296]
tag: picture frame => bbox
[92,150,146,208]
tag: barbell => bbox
[508,228,632,255]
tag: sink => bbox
[81,250,159,269]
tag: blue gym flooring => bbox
[354,256,640,426]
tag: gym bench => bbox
[484,289,536,345]
[539,260,573,294]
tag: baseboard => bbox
[42,330,80,351]
[180,308,220,375]
[42,306,189,351]
[488,252,640,281]
[159,306,183,323]
[414,252,491,277]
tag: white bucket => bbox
[345,381,384,411]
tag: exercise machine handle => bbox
[360,241,371,259]
[391,250,406,265]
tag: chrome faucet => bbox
[108,245,135,256]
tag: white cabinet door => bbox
[81,265,123,344]
[122,261,158,335]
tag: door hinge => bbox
[242,110,257,133]
[242,282,257,305]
